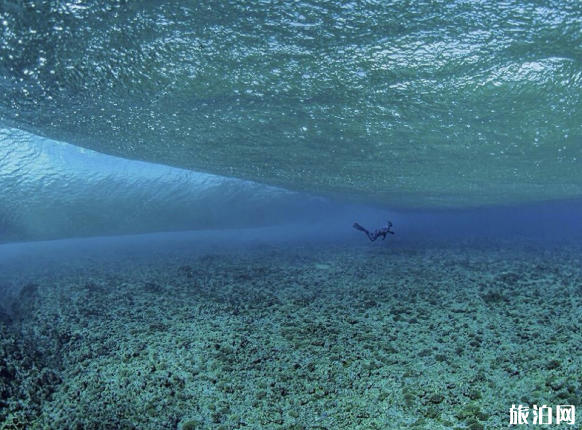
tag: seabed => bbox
[1,236,581,430]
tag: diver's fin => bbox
[352,223,369,234]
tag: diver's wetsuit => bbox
[353,221,395,242]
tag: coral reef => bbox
[1,238,581,429]
[0,322,61,429]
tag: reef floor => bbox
[1,236,581,430]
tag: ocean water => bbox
[1,1,582,429]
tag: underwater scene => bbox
[1,1,582,429]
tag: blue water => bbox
[1,1,581,429]
[1,0,582,212]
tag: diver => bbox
[353,220,395,242]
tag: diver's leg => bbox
[353,223,374,241]
[353,223,378,241]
